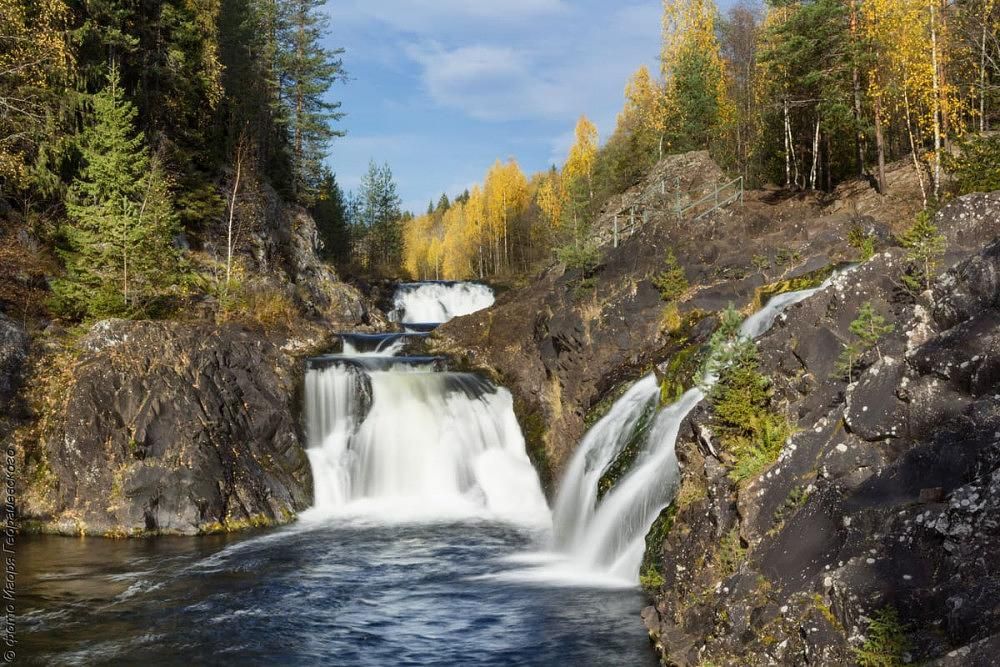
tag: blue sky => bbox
[323,0,663,214]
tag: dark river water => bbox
[18,518,657,666]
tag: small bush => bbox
[709,340,796,483]
[557,243,601,273]
[219,284,299,330]
[718,527,746,576]
[651,250,689,301]
[836,301,895,382]
[848,224,877,261]
[854,607,910,667]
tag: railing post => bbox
[630,207,635,229]
[674,177,681,217]
[643,209,648,225]
[614,214,619,248]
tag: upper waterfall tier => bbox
[390,281,495,325]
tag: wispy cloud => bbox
[323,1,662,213]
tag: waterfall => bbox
[304,282,547,526]
[552,272,846,582]
[391,281,495,324]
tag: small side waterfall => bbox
[552,272,845,582]
[304,281,548,524]
[391,281,495,325]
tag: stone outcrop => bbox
[20,320,317,536]
[0,314,28,409]
[432,156,906,484]
[641,194,1000,666]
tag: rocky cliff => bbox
[432,155,922,486]
[6,195,376,536]
[641,193,1000,665]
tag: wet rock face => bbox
[0,314,28,408]
[642,195,1000,666]
[23,320,313,536]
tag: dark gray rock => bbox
[0,313,28,407]
[22,320,313,536]
[643,193,1000,665]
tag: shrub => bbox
[219,284,299,330]
[718,528,746,576]
[848,224,877,261]
[651,250,689,301]
[557,243,601,273]
[709,340,796,483]
[854,607,910,667]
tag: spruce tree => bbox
[900,211,947,294]
[310,169,351,264]
[53,65,180,318]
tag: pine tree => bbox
[900,210,947,294]
[277,0,346,204]
[836,300,894,381]
[52,65,180,318]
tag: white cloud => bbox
[404,42,577,121]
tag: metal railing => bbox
[679,176,744,220]
[610,176,744,248]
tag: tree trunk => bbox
[809,115,820,190]
[226,144,244,289]
[903,88,929,208]
[873,95,887,193]
[783,99,792,188]
[849,0,866,177]
[983,20,989,132]
[930,0,943,201]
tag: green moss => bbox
[198,513,277,535]
[596,398,657,500]
[748,264,837,313]
[812,593,841,630]
[640,504,677,575]
[639,568,665,593]
[584,381,633,429]
[512,396,552,493]
[658,342,702,406]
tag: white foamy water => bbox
[391,282,495,324]
[303,360,550,528]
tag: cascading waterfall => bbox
[303,282,549,525]
[391,281,495,324]
[552,271,848,582]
